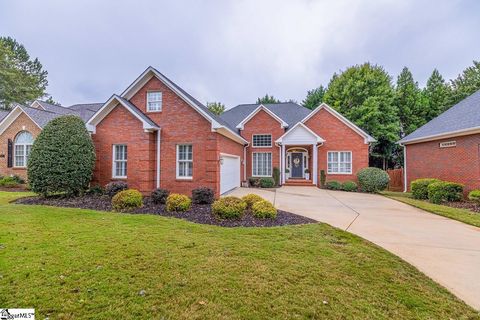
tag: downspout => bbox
[404,146,407,192]
[156,129,161,189]
[243,143,249,182]
[277,143,282,185]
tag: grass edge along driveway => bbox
[0,192,478,319]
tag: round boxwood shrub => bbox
[427,181,463,204]
[357,167,389,193]
[166,194,191,212]
[112,189,143,211]
[151,188,169,204]
[0,176,19,188]
[411,178,441,200]
[211,196,247,219]
[342,181,358,192]
[468,190,480,204]
[28,115,95,197]
[105,181,128,197]
[192,187,215,204]
[242,193,264,209]
[252,200,277,219]
[259,177,275,188]
[325,180,342,190]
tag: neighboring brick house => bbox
[0,66,375,196]
[399,90,480,194]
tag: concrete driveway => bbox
[229,186,480,310]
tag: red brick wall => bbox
[240,109,285,179]
[0,112,42,180]
[92,76,243,196]
[304,108,369,184]
[405,134,480,193]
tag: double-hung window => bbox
[252,134,272,147]
[327,151,352,174]
[14,131,34,167]
[147,91,162,112]
[177,144,193,179]
[252,152,272,176]
[113,145,127,178]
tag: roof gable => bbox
[302,103,375,144]
[235,105,288,130]
[0,106,42,135]
[275,122,325,144]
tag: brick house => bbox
[0,66,374,196]
[399,89,480,193]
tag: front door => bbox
[291,153,303,178]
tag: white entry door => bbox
[220,154,240,194]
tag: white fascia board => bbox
[301,103,376,144]
[0,106,42,135]
[30,100,45,110]
[275,122,325,144]
[215,126,248,145]
[399,126,480,145]
[236,105,288,130]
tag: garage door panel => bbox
[220,155,240,194]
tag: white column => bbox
[312,143,318,185]
[281,144,286,184]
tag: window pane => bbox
[253,134,272,147]
[147,92,162,111]
[253,152,271,176]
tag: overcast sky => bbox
[1,0,479,108]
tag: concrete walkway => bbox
[229,186,480,310]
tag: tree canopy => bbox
[207,101,225,115]
[302,85,326,110]
[0,36,48,109]
[256,94,280,104]
[449,60,480,105]
[423,69,451,122]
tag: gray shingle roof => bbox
[220,103,312,131]
[0,110,8,122]
[399,89,480,144]
[68,103,104,122]
[22,106,70,128]
[36,101,74,115]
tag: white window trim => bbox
[146,90,163,112]
[13,131,33,168]
[112,144,127,179]
[327,151,352,175]
[252,134,272,148]
[252,152,272,177]
[176,144,193,180]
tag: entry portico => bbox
[275,122,325,185]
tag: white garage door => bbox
[220,154,241,194]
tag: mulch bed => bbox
[444,200,480,213]
[15,195,316,227]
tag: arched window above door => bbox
[14,131,34,167]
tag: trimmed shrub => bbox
[87,185,104,195]
[468,190,480,204]
[342,181,358,192]
[112,189,143,211]
[0,176,19,188]
[105,181,128,197]
[211,196,247,219]
[11,175,25,184]
[320,170,326,188]
[28,115,96,197]
[151,188,169,205]
[411,178,441,200]
[427,181,463,204]
[242,193,264,209]
[252,200,277,219]
[259,177,275,188]
[248,177,260,188]
[273,167,280,186]
[192,187,215,204]
[325,180,342,190]
[357,167,389,193]
[166,194,191,212]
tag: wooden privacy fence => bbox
[387,168,404,191]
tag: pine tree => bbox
[302,85,326,110]
[450,60,480,105]
[207,102,225,115]
[423,69,451,121]
[256,94,280,104]
[394,67,424,136]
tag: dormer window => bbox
[147,91,162,112]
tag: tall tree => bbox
[0,37,48,109]
[302,85,326,110]
[324,63,399,169]
[256,94,280,104]
[207,101,225,115]
[423,69,451,122]
[394,67,425,136]
[450,60,480,105]
[45,96,61,106]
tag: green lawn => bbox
[0,192,478,319]
[382,191,480,228]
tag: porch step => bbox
[284,179,314,186]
